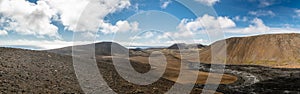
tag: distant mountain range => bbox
[47,33,300,67]
[2,33,300,93]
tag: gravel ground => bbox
[8,47,299,94]
[0,48,83,93]
[0,47,216,94]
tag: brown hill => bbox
[47,42,128,56]
[200,33,300,67]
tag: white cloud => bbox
[0,30,8,35]
[144,32,154,38]
[0,40,93,50]
[217,16,236,29]
[47,0,131,33]
[130,32,155,40]
[100,20,139,34]
[194,0,219,6]
[248,0,275,7]
[157,32,172,40]
[249,10,276,17]
[165,39,207,45]
[0,0,135,38]
[295,9,300,17]
[158,15,300,44]
[259,0,272,7]
[178,14,235,32]
[245,18,270,33]
[161,0,172,9]
[158,14,235,39]
[175,19,194,37]
[225,18,270,34]
[46,0,89,32]
[233,16,248,22]
[0,0,59,38]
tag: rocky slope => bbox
[200,33,300,67]
[48,42,128,56]
[0,48,83,93]
[1,47,221,93]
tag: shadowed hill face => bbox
[200,33,300,67]
[47,42,128,56]
[168,43,206,49]
[168,43,187,49]
[94,42,128,56]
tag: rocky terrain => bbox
[1,47,226,93]
[2,33,300,93]
[0,48,83,93]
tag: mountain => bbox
[48,42,128,56]
[168,43,206,49]
[200,33,300,67]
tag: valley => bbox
[2,33,300,93]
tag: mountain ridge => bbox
[200,33,300,67]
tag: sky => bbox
[0,0,300,50]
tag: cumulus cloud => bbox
[0,0,59,38]
[249,10,276,17]
[226,18,300,35]
[177,14,235,33]
[295,9,300,17]
[100,20,139,34]
[161,0,172,9]
[143,32,154,38]
[46,0,132,33]
[0,30,8,35]
[165,39,207,44]
[130,32,155,40]
[246,18,270,32]
[159,14,235,39]
[194,0,219,6]
[157,15,299,43]
[225,18,270,34]
[0,0,136,38]
[243,18,270,33]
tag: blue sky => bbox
[0,0,300,50]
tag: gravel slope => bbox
[0,48,83,93]
[1,47,221,94]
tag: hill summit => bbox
[200,33,300,67]
[168,43,206,49]
[48,42,128,56]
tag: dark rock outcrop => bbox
[168,43,206,49]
